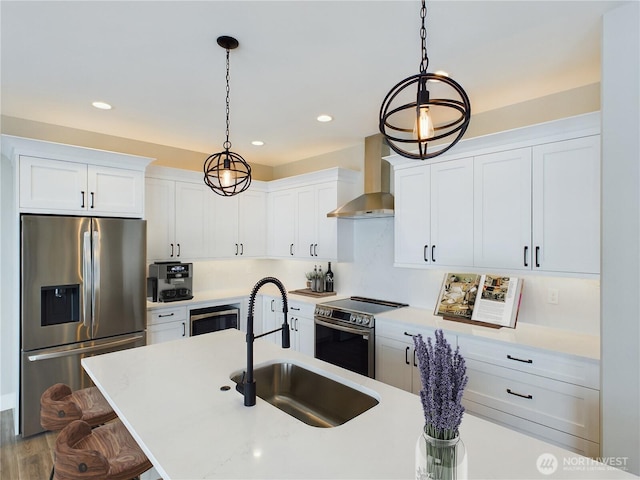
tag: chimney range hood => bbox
[327,134,394,219]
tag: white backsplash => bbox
[190,217,600,336]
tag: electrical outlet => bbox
[547,288,559,304]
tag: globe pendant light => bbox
[204,36,252,196]
[379,0,471,160]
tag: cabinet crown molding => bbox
[1,134,153,171]
[267,167,361,192]
[387,112,601,170]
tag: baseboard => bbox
[0,392,16,412]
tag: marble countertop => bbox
[82,330,631,480]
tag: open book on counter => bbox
[434,273,523,328]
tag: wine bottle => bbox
[325,262,334,292]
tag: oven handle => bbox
[314,317,371,337]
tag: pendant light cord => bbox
[419,0,429,74]
[224,48,231,151]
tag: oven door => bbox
[314,317,374,378]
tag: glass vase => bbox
[415,427,467,480]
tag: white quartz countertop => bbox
[377,307,600,360]
[82,330,631,480]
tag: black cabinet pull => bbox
[403,331,417,338]
[507,354,533,364]
[182,322,186,337]
[314,244,318,256]
[81,191,85,208]
[170,243,174,257]
[405,346,410,365]
[535,246,540,268]
[507,388,533,400]
[158,313,175,318]
[290,244,294,256]
[235,243,239,256]
[423,245,428,262]
[240,243,244,255]
[90,192,95,209]
[176,243,181,257]
[524,246,529,267]
[413,349,417,367]
[309,244,313,256]
[431,245,436,262]
[291,306,301,311]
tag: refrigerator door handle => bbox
[92,230,100,338]
[82,231,92,330]
[27,334,145,362]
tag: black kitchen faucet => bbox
[239,277,290,406]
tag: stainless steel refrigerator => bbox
[20,215,147,437]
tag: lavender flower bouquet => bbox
[414,330,468,480]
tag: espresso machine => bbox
[148,262,194,302]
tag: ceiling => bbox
[0,1,625,167]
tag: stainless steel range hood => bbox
[327,134,393,219]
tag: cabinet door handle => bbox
[81,191,85,208]
[170,243,174,257]
[182,322,186,337]
[240,243,244,255]
[158,313,175,318]
[90,192,95,209]
[290,244,294,256]
[176,243,181,257]
[523,246,529,267]
[405,346,410,365]
[291,307,301,311]
[403,331,417,338]
[413,349,418,367]
[314,244,318,256]
[423,245,429,262]
[270,299,275,312]
[506,388,533,400]
[309,244,313,256]
[507,354,533,364]
[235,243,239,256]
[431,245,436,262]
[535,246,540,268]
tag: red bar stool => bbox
[53,419,152,480]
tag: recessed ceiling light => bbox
[92,101,112,110]
[251,140,265,146]
[317,114,333,123]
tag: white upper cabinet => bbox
[212,189,267,258]
[391,113,601,276]
[19,157,144,216]
[473,148,532,269]
[532,136,600,274]
[174,181,209,260]
[394,157,474,267]
[268,168,359,261]
[145,177,176,261]
[5,136,151,217]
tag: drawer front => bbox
[458,335,599,388]
[147,306,188,326]
[289,300,314,318]
[375,320,440,344]
[463,399,600,458]
[464,359,599,442]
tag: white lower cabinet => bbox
[289,301,315,356]
[457,335,600,457]
[146,306,188,345]
[375,321,447,395]
[262,296,283,344]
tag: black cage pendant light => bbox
[204,36,252,196]
[379,0,471,160]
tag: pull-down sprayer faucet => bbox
[241,277,290,406]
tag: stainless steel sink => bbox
[230,362,379,428]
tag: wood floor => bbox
[1,409,56,480]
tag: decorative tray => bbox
[288,289,337,298]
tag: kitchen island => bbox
[82,329,635,479]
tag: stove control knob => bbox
[356,316,363,324]
[362,317,370,325]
